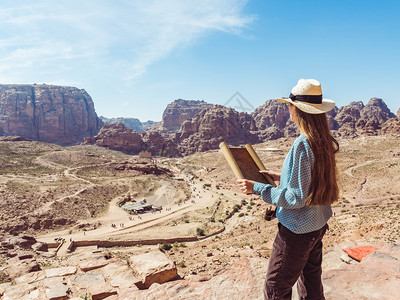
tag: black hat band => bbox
[289,93,322,104]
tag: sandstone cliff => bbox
[161,99,213,131]
[141,131,180,157]
[83,123,180,157]
[251,100,298,140]
[83,123,145,154]
[0,84,103,145]
[100,116,156,134]
[175,105,259,155]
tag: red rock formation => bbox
[0,84,103,145]
[141,131,180,157]
[356,97,396,135]
[176,105,259,155]
[161,99,212,131]
[252,100,296,140]
[83,123,145,154]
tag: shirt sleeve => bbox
[252,138,313,209]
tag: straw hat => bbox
[276,79,335,114]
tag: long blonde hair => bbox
[294,107,339,206]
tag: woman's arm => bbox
[259,169,281,182]
[236,179,256,194]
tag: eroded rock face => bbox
[100,117,156,134]
[161,99,212,131]
[83,123,145,154]
[141,131,180,157]
[252,100,294,140]
[176,105,259,155]
[356,98,396,135]
[381,117,400,136]
[0,84,103,145]
[129,251,178,289]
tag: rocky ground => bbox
[0,135,399,299]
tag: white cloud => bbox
[0,0,254,83]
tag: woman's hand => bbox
[259,169,281,182]
[236,179,256,194]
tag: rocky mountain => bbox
[0,84,103,145]
[175,105,259,155]
[160,99,213,131]
[83,123,180,157]
[2,84,399,156]
[335,98,396,137]
[83,123,145,155]
[251,100,297,140]
[141,131,180,157]
[100,116,156,134]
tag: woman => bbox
[237,79,339,300]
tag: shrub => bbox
[196,228,205,236]
[159,243,172,251]
[178,261,186,268]
[239,213,245,217]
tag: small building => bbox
[122,201,153,214]
[139,150,152,159]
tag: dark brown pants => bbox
[264,223,328,300]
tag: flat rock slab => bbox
[88,284,118,300]
[78,257,110,272]
[71,272,106,289]
[2,283,39,300]
[45,266,77,278]
[129,251,178,289]
[111,257,268,300]
[102,262,140,290]
[5,257,40,279]
[14,270,45,285]
[323,243,400,300]
[45,278,69,300]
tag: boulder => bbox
[45,266,77,278]
[129,251,179,289]
[44,277,69,300]
[71,272,106,289]
[5,257,40,279]
[2,283,39,300]
[32,242,48,252]
[78,257,111,272]
[14,271,45,285]
[88,285,118,300]
[102,262,140,290]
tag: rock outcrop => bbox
[141,131,180,157]
[252,100,298,140]
[0,84,103,145]
[334,101,365,138]
[335,98,396,137]
[176,105,259,155]
[381,114,400,136]
[83,123,145,155]
[100,117,156,134]
[356,97,396,135]
[161,99,212,131]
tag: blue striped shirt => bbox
[253,134,332,234]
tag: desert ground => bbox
[1,136,399,299]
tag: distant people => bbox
[237,79,339,300]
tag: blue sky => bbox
[1,0,399,121]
